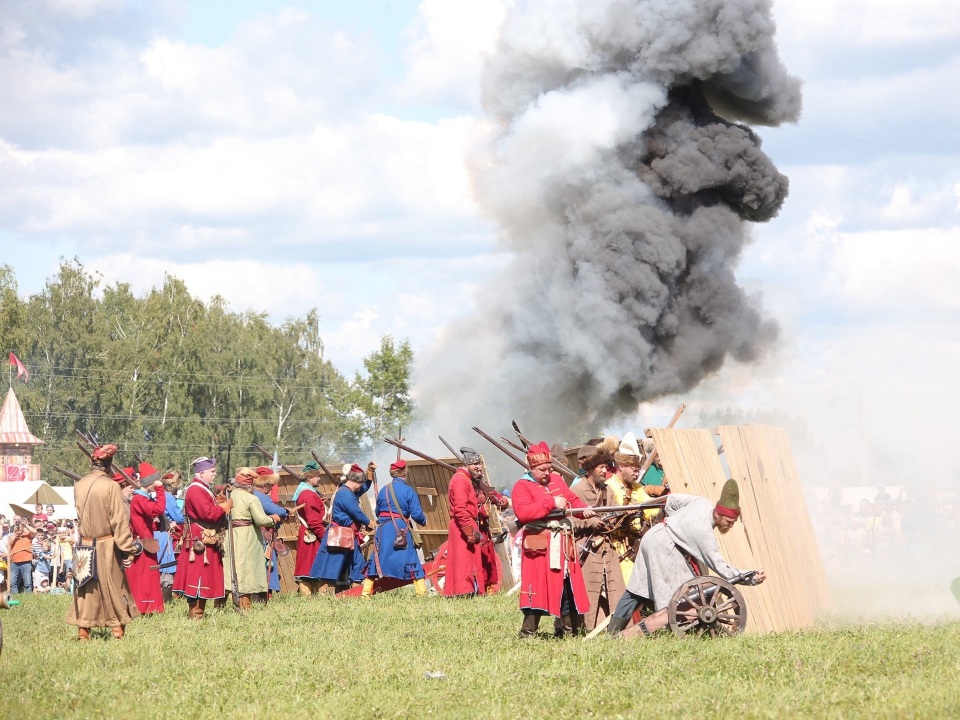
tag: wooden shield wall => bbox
[649,425,831,633]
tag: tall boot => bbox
[607,616,630,638]
[161,584,173,605]
[413,579,427,596]
[360,579,375,598]
[554,615,573,639]
[77,628,91,641]
[213,597,226,610]
[188,599,206,619]
[112,626,125,639]
[519,613,540,639]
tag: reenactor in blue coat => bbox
[309,463,372,592]
[362,459,428,596]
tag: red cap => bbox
[111,473,125,484]
[389,459,406,472]
[255,466,275,476]
[526,442,552,468]
[349,463,364,475]
[138,462,158,477]
[92,444,118,461]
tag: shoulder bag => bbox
[387,481,423,550]
[73,477,104,588]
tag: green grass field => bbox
[1,591,958,720]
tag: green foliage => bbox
[2,593,959,719]
[351,335,415,459]
[1,261,413,481]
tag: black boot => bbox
[161,584,173,605]
[554,615,573,638]
[519,613,540,639]
[607,616,630,638]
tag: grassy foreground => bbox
[1,591,958,720]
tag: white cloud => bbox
[393,0,507,110]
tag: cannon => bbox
[666,572,752,637]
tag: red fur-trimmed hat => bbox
[526,442,552,468]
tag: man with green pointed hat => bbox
[606,479,766,637]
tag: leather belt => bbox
[232,520,253,527]
[82,534,114,543]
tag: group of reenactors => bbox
[64,432,764,641]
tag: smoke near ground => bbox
[418,0,802,438]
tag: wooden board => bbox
[647,425,830,634]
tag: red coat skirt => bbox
[443,469,498,596]
[294,487,326,579]
[172,481,227,600]
[511,473,590,617]
[127,491,166,614]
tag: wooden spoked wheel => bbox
[667,576,747,638]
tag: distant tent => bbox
[0,480,67,519]
[0,387,44,482]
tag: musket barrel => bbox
[472,427,528,469]
[252,443,302,480]
[383,438,458,472]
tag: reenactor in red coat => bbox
[442,447,507,597]
[126,463,167,614]
[293,461,328,596]
[512,442,595,638]
[172,457,233,619]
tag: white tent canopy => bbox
[0,481,72,520]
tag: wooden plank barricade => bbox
[647,425,831,633]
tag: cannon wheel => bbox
[667,576,747,638]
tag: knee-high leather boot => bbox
[554,615,573,638]
[519,613,540,639]
[607,615,630,638]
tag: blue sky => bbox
[1,0,958,483]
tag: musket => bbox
[252,443,302,481]
[511,420,577,480]
[384,438,457,473]
[224,444,232,484]
[439,436,505,508]
[225,485,241,612]
[471,427,528,470]
[557,499,667,516]
[75,436,139,490]
[52,466,81,482]
[501,434,577,482]
[309,451,338,482]
[148,560,179,571]
[438,436,464,463]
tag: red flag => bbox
[8,352,28,383]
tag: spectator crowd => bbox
[0,503,76,595]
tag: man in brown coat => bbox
[66,444,140,640]
[570,445,626,633]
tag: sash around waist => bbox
[378,512,406,520]
[231,520,254,527]
[82,533,114,543]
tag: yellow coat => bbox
[605,473,654,584]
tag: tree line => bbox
[0,260,414,485]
